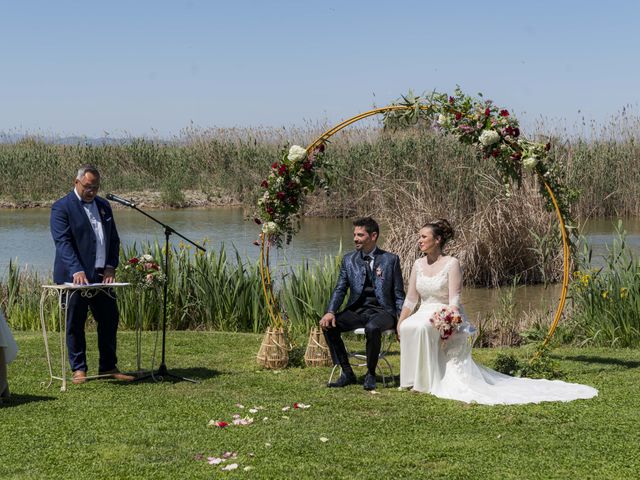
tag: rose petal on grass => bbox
[281,415,289,420]
[244,466,254,471]
[235,403,245,409]
[221,463,239,471]
[265,442,272,447]
[208,457,225,465]
[319,437,329,443]
[281,406,290,411]
[249,408,258,414]
[262,417,269,422]
[209,420,229,428]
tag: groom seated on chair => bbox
[320,217,405,390]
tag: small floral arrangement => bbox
[429,305,463,340]
[254,143,326,247]
[121,253,165,289]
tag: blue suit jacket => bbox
[327,248,405,318]
[50,191,120,284]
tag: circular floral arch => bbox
[256,88,571,349]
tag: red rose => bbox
[276,191,286,201]
[254,218,262,225]
[491,149,500,158]
[278,164,287,175]
[288,196,298,206]
[449,96,455,105]
[499,109,509,117]
[303,160,313,171]
[266,207,274,215]
[293,403,299,409]
[128,257,139,264]
[513,127,520,137]
[454,112,462,121]
[485,108,491,117]
[271,162,279,169]
[260,180,269,188]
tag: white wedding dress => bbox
[0,309,18,364]
[399,256,598,405]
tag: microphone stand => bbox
[109,194,205,383]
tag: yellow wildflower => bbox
[620,288,629,299]
[601,290,609,300]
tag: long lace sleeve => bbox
[448,258,463,308]
[402,260,420,312]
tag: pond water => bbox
[1,207,639,319]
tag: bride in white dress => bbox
[0,308,18,400]
[397,219,598,405]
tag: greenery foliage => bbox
[570,221,640,347]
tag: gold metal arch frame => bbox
[259,105,569,349]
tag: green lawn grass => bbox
[2,332,639,479]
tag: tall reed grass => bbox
[0,244,339,334]
[569,221,640,347]
[2,118,640,219]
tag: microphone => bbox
[106,193,136,208]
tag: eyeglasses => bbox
[77,180,100,192]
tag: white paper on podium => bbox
[63,282,130,288]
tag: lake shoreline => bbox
[0,189,243,210]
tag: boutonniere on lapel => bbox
[375,266,383,279]
[99,208,106,218]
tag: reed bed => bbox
[2,117,640,218]
[569,222,640,347]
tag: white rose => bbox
[479,129,500,147]
[140,254,153,262]
[522,157,539,170]
[437,114,449,126]
[287,145,307,162]
[262,222,278,234]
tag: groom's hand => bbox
[319,312,336,330]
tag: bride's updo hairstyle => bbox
[423,218,454,249]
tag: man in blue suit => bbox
[50,165,133,384]
[320,217,405,390]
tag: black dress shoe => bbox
[363,373,377,391]
[328,372,357,388]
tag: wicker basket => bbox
[257,327,289,369]
[304,327,333,367]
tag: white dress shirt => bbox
[74,188,106,270]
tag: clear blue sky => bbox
[1,0,638,137]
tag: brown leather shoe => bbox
[99,368,135,382]
[72,370,87,385]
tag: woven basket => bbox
[304,327,333,367]
[257,327,289,369]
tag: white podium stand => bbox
[39,283,130,392]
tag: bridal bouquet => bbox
[121,253,165,289]
[429,306,463,340]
